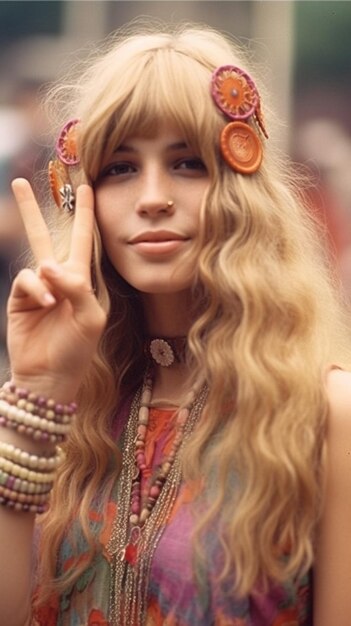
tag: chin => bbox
[126,275,194,296]
[117,265,194,295]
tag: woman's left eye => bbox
[175,158,207,172]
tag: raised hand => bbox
[6,179,107,401]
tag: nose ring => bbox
[167,200,174,208]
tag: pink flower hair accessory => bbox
[49,118,80,211]
[55,118,80,166]
[211,65,259,121]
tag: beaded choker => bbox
[107,371,208,624]
[144,336,188,367]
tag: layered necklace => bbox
[107,337,207,625]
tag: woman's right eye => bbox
[100,162,136,177]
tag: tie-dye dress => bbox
[32,404,312,626]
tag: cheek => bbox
[189,182,208,214]
[186,194,204,227]
[95,195,126,270]
[95,190,118,238]
[95,184,113,213]
[95,214,110,249]
[95,213,116,260]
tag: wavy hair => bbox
[35,21,351,603]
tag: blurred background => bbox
[0,0,351,381]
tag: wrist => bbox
[0,429,56,455]
[9,373,79,405]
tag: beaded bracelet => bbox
[0,456,56,482]
[0,419,66,443]
[0,469,53,494]
[0,400,71,436]
[0,382,77,421]
[0,495,47,514]
[0,484,50,505]
[0,441,63,471]
[0,383,76,443]
[0,383,76,513]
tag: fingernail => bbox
[11,178,30,199]
[42,292,56,306]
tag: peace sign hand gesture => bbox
[7,179,107,403]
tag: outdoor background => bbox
[0,0,351,380]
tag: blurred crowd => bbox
[0,81,51,383]
[296,118,351,296]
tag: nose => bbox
[135,169,175,217]
[136,196,175,217]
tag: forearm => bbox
[0,503,35,626]
[0,397,67,626]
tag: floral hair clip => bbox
[48,160,75,212]
[48,118,80,212]
[211,65,268,174]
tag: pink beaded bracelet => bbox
[0,381,77,444]
[0,495,48,514]
[0,470,53,495]
[1,382,77,420]
[0,484,50,505]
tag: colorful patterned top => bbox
[32,403,312,626]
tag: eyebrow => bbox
[114,141,189,153]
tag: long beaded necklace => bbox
[107,369,208,625]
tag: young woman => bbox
[1,23,351,626]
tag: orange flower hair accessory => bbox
[220,121,262,175]
[48,160,75,212]
[211,65,268,174]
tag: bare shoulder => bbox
[324,368,351,466]
[322,368,351,495]
[313,368,351,625]
[325,367,351,423]
[323,368,351,492]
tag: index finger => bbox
[11,178,55,263]
[68,184,95,278]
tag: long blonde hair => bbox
[36,22,351,601]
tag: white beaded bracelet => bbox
[0,400,71,436]
[0,456,56,483]
[0,441,63,471]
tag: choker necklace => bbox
[107,370,208,625]
[144,336,188,367]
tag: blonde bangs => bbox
[71,33,243,181]
[79,47,221,182]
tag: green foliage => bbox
[295,1,351,85]
[0,0,62,41]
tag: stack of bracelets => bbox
[0,382,77,514]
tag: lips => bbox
[128,230,188,244]
[128,230,190,256]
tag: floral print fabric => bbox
[32,406,312,626]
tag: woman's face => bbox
[94,124,209,295]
